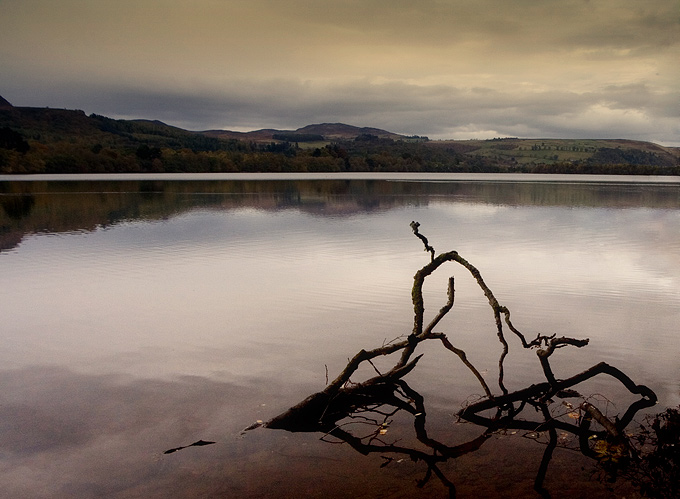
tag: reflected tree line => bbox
[2,179,679,252]
[256,224,679,498]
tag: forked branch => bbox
[262,223,659,497]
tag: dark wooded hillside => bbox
[1,99,678,175]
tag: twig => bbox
[410,221,435,261]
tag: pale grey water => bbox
[0,175,678,497]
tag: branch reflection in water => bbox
[256,223,671,498]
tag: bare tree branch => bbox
[261,223,663,497]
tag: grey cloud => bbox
[1,0,677,144]
[48,77,676,144]
[261,0,680,54]
[602,84,680,118]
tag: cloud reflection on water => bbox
[0,178,678,496]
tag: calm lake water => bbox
[1,174,679,497]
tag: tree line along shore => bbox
[1,101,678,175]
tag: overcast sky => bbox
[1,0,678,144]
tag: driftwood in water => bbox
[262,223,659,498]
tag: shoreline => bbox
[2,172,680,184]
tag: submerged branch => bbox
[272,222,605,433]
[262,223,661,497]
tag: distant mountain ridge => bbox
[201,122,406,142]
[0,95,678,175]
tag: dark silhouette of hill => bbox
[201,123,405,142]
[0,96,677,175]
[0,95,13,108]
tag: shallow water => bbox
[1,176,678,497]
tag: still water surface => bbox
[0,175,678,497]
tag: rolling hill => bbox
[0,96,678,175]
[201,123,407,142]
